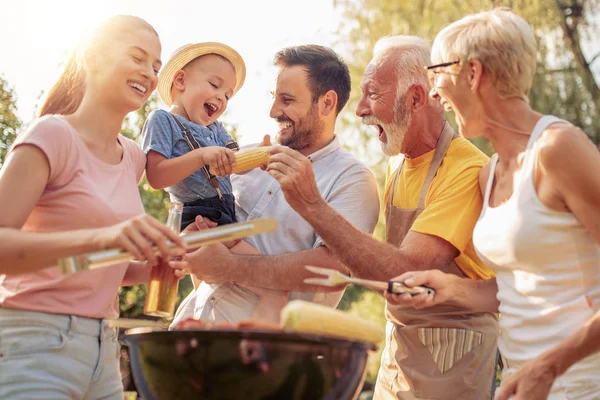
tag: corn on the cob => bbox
[280,300,384,345]
[232,146,272,174]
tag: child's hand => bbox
[182,215,218,234]
[182,215,239,249]
[200,147,236,177]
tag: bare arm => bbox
[536,311,600,381]
[449,276,499,313]
[146,149,205,189]
[266,146,458,281]
[230,240,261,255]
[384,270,500,313]
[542,125,600,242]
[146,147,235,189]
[175,219,262,290]
[120,245,261,287]
[0,145,100,273]
[171,243,348,293]
[188,240,261,289]
[0,145,184,275]
[496,310,600,400]
[538,124,600,361]
[0,228,115,275]
[228,245,348,292]
[494,125,600,400]
[300,200,458,280]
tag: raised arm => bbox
[141,111,235,189]
[145,147,235,189]
[172,242,349,292]
[291,203,458,281]
[266,146,483,281]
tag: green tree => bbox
[120,93,171,221]
[0,75,22,168]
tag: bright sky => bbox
[1,0,342,145]
[3,1,599,150]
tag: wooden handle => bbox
[388,281,435,296]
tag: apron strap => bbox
[417,121,454,209]
[387,121,454,210]
[388,156,405,206]
[168,113,223,200]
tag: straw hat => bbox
[157,42,246,106]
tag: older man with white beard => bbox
[266,36,500,399]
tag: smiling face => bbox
[172,54,236,126]
[90,24,162,113]
[356,56,412,157]
[269,65,325,151]
[428,62,477,137]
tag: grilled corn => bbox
[280,300,384,345]
[232,146,272,174]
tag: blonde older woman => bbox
[386,8,600,400]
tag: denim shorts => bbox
[0,308,123,400]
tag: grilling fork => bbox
[304,265,434,296]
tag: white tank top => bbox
[473,116,600,373]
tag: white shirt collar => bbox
[307,135,340,163]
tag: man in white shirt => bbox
[172,44,380,325]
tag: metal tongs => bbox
[304,265,434,296]
[105,318,169,330]
[58,218,277,274]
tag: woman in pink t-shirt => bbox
[0,15,185,399]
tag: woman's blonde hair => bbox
[38,15,158,117]
[431,8,536,101]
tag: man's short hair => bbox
[274,45,351,115]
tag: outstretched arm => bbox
[171,242,348,292]
[384,270,500,313]
[266,146,460,281]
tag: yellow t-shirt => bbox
[384,137,495,280]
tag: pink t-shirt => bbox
[0,116,146,319]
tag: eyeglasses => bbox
[425,60,460,87]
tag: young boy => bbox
[141,42,287,324]
[142,42,243,228]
